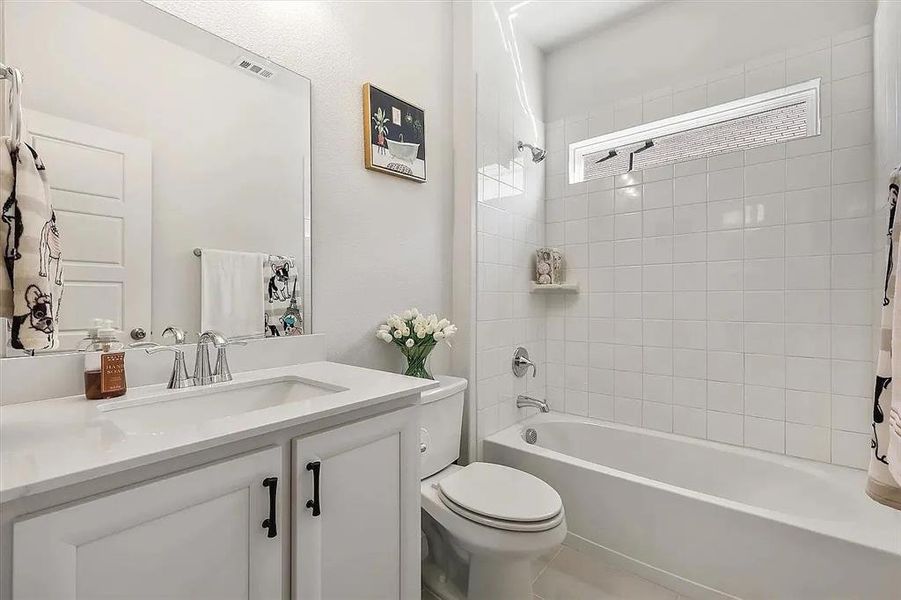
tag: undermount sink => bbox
[96,376,343,435]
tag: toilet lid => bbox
[437,463,562,523]
[437,487,565,532]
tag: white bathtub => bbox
[484,413,901,600]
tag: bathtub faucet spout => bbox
[516,395,549,413]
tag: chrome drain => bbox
[523,427,538,444]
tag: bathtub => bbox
[484,413,901,600]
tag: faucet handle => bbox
[145,345,183,356]
[212,338,247,383]
[145,346,192,389]
[128,341,159,349]
[512,347,537,378]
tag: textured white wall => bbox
[150,0,454,371]
[874,0,901,177]
[545,0,877,121]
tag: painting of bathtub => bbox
[363,83,426,182]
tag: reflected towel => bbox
[867,168,901,510]
[0,138,63,350]
[200,249,265,339]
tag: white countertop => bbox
[0,361,438,504]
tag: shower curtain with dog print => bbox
[868,168,901,510]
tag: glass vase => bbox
[403,341,436,380]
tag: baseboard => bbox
[563,532,741,600]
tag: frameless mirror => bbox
[1,0,311,354]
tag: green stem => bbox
[400,339,437,380]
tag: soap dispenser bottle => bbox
[81,319,127,400]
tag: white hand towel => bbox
[200,249,265,339]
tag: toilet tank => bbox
[419,375,468,479]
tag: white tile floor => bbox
[422,543,693,600]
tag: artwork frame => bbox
[363,83,427,183]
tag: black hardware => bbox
[261,477,278,538]
[628,139,654,171]
[306,461,321,517]
[594,149,617,164]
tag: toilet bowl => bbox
[419,377,566,600]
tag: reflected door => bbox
[27,110,151,348]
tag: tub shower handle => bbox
[512,347,537,378]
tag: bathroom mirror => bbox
[0,0,312,354]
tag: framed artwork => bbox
[363,83,426,182]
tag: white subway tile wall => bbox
[475,72,547,447]
[543,25,876,469]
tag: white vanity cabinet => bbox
[12,447,286,600]
[293,406,421,600]
[8,404,423,600]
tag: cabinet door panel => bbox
[14,447,284,600]
[294,406,419,600]
[76,490,250,599]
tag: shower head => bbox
[518,140,547,163]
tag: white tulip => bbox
[393,330,403,339]
[405,338,414,348]
[434,331,445,341]
[401,310,413,321]
[437,318,449,330]
[378,332,392,343]
[411,307,420,318]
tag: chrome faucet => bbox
[512,347,537,378]
[516,395,549,413]
[194,330,246,385]
[146,345,192,389]
[144,326,192,389]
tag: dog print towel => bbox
[264,255,302,337]
[0,138,63,351]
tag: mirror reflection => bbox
[1,0,311,354]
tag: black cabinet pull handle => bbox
[306,461,321,517]
[261,477,278,538]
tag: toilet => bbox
[420,376,566,600]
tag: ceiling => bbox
[500,0,659,51]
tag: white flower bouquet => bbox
[376,308,456,379]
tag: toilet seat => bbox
[436,463,563,532]
[437,487,565,532]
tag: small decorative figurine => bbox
[535,247,563,284]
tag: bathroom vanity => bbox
[0,344,436,600]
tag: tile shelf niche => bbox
[530,282,580,294]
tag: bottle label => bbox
[100,352,126,394]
